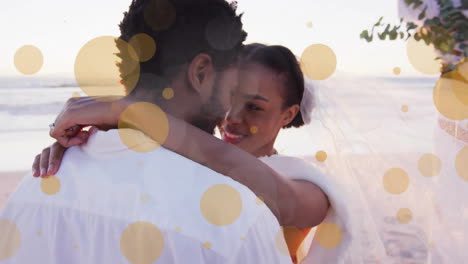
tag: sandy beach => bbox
[0,171,27,211]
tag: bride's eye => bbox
[247,103,263,111]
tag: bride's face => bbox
[218,62,298,157]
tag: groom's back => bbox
[0,130,291,263]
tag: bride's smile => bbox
[218,59,301,158]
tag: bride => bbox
[33,43,379,263]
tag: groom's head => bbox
[117,0,246,134]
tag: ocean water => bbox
[276,75,439,156]
[0,77,78,171]
[0,75,439,172]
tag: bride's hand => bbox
[32,142,67,178]
[33,126,101,178]
[50,96,130,147]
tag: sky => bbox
[0,0,436,77]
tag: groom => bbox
[0,0,291,263]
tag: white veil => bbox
[286,66,466,263]
[278,0,467,262]
[275,74,431,263]
[300,77,391,263]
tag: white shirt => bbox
[0,129,291,264]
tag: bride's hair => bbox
[240,43,306,128]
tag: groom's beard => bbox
[191,77,225,135]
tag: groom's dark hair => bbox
[117,0,247,96]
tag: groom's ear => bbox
[187,54,216,98]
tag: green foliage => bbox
[360,0,468,72]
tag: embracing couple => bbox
[0,0,359,263]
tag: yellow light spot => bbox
[0,218,21,260]
[300,44,337,80]
[162,88,174,100]
[275,228,290,255]
[433,78,468,120]
[401,105,409,112]
[143,0,176,31]
[41,175,61,195]
[120,221,164,264]
[37,231,42,236]
[452,77,468,106]
[418,153,442,177]
[255,196,264,205]
[406,37,440,75]
[250,126,258,135]
[396,208,413,223]
[240,237,245,241]
[118,102,169,153]
[455,146,468,181]
[129,33,157,62]
[72,92,81,98]
[14,45,43,75]
[458,59,468,81]
[383,168,409,194]
[315,150,327,162]
[137,160,144,167]
[306,21,313,28]
[200,184,242,226]
[74,36,140,101]
[174,227,181,233]
[393,67,401,75]
[203,242,212,249]
[119,129,160,153]
[315,222,343,248]
[429,241,435,248]
[73,244,79,249]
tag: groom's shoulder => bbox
[2,131,285,262]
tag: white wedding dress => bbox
[260,154,387,264]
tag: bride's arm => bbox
[47,96,329,228]
[160,114,329,228]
